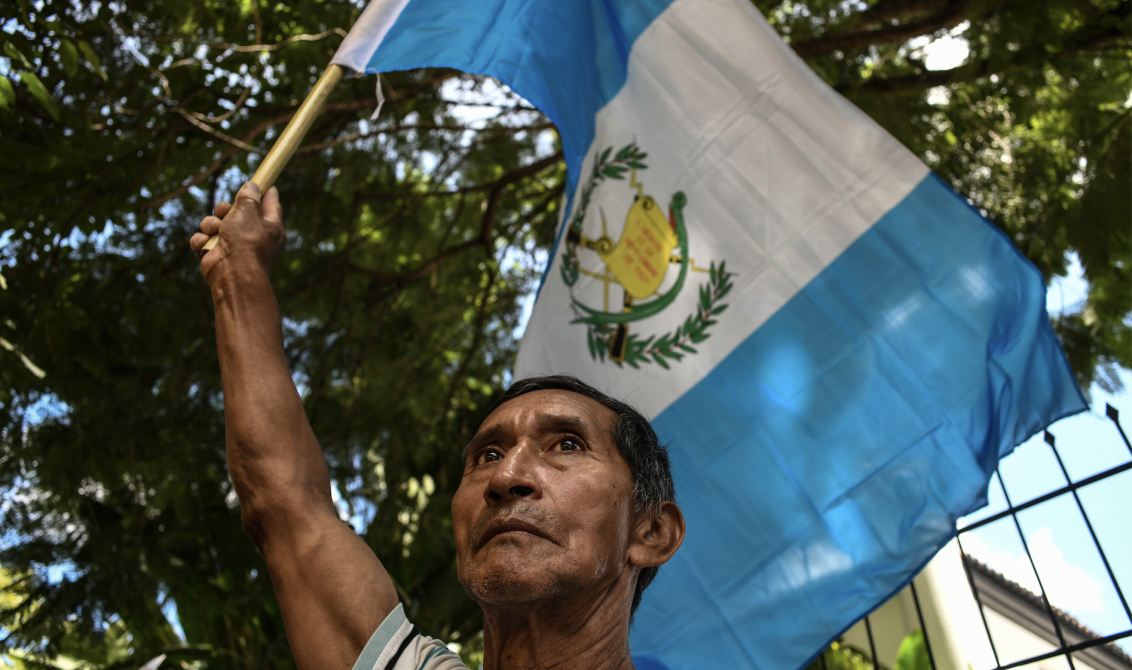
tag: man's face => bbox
[452,389,637,610]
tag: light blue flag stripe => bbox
[633,174,1085,670]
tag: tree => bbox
[1,0,1127,667]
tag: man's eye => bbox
[558,438,581,452]
[478,449,502,464]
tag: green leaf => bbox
[78,40,107,81]
[599,146,612,164]
[560,262,577,287]
[712,304,729,315]
[652,354,670,369]
[59,39,79,78]
[0,76,14,112]
[18,72,59,121]
[895,631,931,670]
[3,42,32,69]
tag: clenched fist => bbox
[190,181,286,288]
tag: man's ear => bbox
[627,501,685,569]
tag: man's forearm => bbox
[212,268,333,540]
[192,186,399,669]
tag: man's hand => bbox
[189,181,285,286]
[193,182,398,669]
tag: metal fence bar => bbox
[1043,430,1132,623]
[864,616,880,670]
[995,466,1077,670]
[956,532,1003,669]
[909,580,938,670]
[994,631,1132,670]
[961,460,1132,533]
[1107,404,1131,454]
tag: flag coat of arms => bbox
[331,1,1086,668]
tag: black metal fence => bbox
[817,404,1132,670]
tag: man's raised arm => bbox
[190,183,398,670]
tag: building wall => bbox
[838,540,1104,670]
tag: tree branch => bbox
[180,87,251,124]
[139,111,294,210]
[858,0,956,27]
[437,265,496,420]
[139,93,415,209]
[840,9,1132,96]
[347,151,563,284]
[141,68,530,210]
[838,59,989,95]
[360,149,563,202]
[792,1,966,57]
[172,107,263,154]
[296,122,554,154]
[206,28,347,53]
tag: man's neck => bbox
[479,568,637,670]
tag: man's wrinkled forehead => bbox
[463,389,616,458]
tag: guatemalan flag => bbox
[331,1,1086,669]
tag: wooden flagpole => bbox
[201,63,346,251]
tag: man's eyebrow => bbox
[530,413,590,434]
[464,424,505,456]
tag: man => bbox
[189,182,686,670]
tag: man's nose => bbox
[485,442,542,503]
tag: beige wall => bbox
[838,540,1101,670]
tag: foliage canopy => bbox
[1,0,1128,667]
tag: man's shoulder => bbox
[352,604,469,670]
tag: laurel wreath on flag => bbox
[585,261,732,369]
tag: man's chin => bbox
[458,543,578,607]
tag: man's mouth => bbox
[476,517,554,549]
